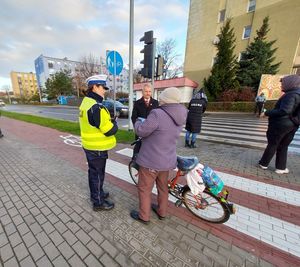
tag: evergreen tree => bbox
[204,19,239,100]
[237,16,281,90]
[44,70,73,99]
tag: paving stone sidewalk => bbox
[177,139,300,186]
[0,130,276,266]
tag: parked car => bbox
[118,98,129,104]
[102,100,129,118]
[0,100,5,107]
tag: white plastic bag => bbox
[186,163,206,195]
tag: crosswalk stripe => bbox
[116,148,300,205]
[108,151,300,257]
[193,116,300,152]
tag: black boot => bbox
[190,141,197,148]
[185,140,190,148]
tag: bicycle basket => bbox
[201,166,224,195]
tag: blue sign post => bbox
[106,51,123,76]
[106,51,123,117]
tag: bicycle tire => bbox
[128,160,139,185]
[182,188,230,224]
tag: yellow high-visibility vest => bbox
[79,97,116,151]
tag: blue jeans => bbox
[185,131,197,143]
[84,149,108,206]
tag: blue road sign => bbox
[106,51,123,75]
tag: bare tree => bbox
[156,38,182,79]
[133,68,144,83]
[79,53,102,78]
[73,53,104,96]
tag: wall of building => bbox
[34,55,129,94]
[10,71,38,98]
[184,0,300,87]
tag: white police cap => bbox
[86,74,109,90]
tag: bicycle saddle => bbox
[176,156,199,171]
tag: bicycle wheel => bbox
[128,160,139,185]
[182,188,230,224]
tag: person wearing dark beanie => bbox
[259,74,300,174]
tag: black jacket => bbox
[266,88,300,128]
[131,97,159,124]
[185,98,207,133]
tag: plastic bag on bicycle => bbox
[186,163,206,195]
[200,166,224,196]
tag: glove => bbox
[137,117,145,123]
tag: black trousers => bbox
[84,149,108,206]
[259,125,298,170]
[255,102,264,115]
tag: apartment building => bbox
[10,71,38,98]
[34,54,129,94]
[184,0,300,87]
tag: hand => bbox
[111,116,118,123]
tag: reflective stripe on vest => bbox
[79,97,116,151]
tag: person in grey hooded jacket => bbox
[259,75,300,174]
[130,87,188,224]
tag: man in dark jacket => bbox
[185,88,208,148]
[131,83,159,157]
[259,74,300,174]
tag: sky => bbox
[0,0,190,91]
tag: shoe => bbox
[130,210,150,225]
[185,140,190,148]
[275,168,289,174]
[190,142,197,148]
[103,191,109,199]
[93,200,114,211]
[258,163,268,170]
[151,204,165,220]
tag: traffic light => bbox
[156,55,164,77]
[139,31,154,78]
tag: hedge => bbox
[206,101,277,112]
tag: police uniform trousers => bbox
[137,166,169,221]
[84,149,108,206]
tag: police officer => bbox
[79,74,118,211]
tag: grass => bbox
[1,110,135,143]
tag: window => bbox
[218,9,226,23]
[243,25,251,39]
[48,61,54,68]
[247,0,256,12]
[212,57,217,66]
[239,52,248,61]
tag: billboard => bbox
[257,74,285,100]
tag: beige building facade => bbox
[184,0,300,87]
[10,71,39,98]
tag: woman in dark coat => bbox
[259,74,300,174]
[185,89,207,148]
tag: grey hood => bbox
[159,103,188,126]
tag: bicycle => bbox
[128,141,235,224]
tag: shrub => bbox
[237,87,256,101]
[218,89,239,101]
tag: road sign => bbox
[106,51,123,76]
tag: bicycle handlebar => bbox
[131,137,142,146]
